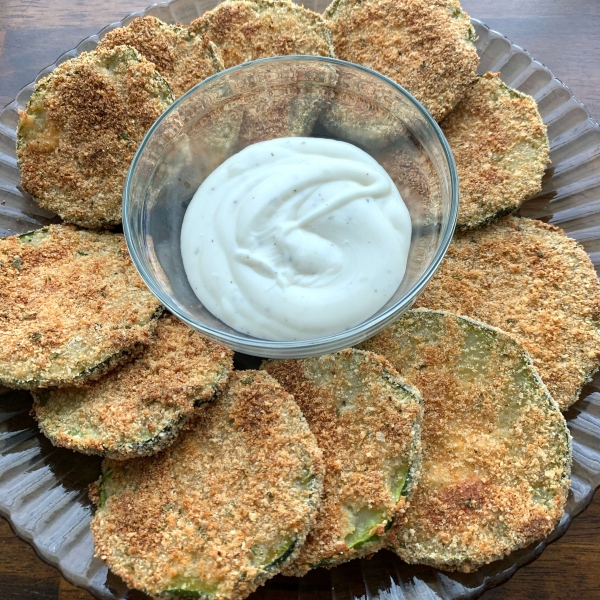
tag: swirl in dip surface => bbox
[180,137,411,341]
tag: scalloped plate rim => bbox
[1,4,600,600]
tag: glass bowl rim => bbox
[122,54,459,354]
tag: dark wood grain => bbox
[0,1,599,598]
[462,0,600,121]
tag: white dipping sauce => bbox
[180,137,412,341]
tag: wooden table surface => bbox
[1,0,600,598]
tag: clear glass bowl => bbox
[123,56,458,357]
[1,1,600,599]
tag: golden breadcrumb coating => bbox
[263,349,422,575]
[33,314,233,459]
[189,0,334,146]
[17,45,173,228]
[91,370,324,600]
[325,0,479,121]
[0,225,162,389]
[360,309,571,572]
[190,0,334,69]
[98,16,223,98]
[441,72,550,229]
[415,216,600,410]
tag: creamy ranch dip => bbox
[180,137,411,341]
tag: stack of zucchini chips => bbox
[7,0,598,597]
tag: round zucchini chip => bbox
[97,16,224,98]
[91,370,324,600]
[263,348,422,576]
[189,0,335,146]
[360,309,571,572]
[33,315,233,459]
[325,0,479,121]
[442,72,550,229]
[189,0,334,69]
[17,45,174,228]
[0,225,162,389]
[415,216,600,410]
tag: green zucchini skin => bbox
[360,309,572,573]
[158,538,300,599]
[33,315,233,460]
[263,347,423,576]
[91,371,324,600]
[0,225,163,390]
[35,387,217,460]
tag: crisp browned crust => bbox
[190,0,334,69]
[263,349,422,575]
[415,216,600,410]
[91,370,324,600]
[191,1,336,149]
[325,0,479,121]
[17,45,173,228]
[33,315,233,459]
[98,16,224,98]
[0,225,162,389]
[441,72,550,229]
[360,309,571,572]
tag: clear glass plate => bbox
[1,1,600,598]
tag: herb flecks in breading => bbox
[264,348,422,575]
[360,309,571,572]
[33,315,233,459]
[0,225,162,389]
[91,371,324,600]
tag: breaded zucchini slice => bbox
[17,45,174,228]
[97,16,224,98]
[189,0,334,69]
[360,309,571,572]
[415,216,600,410]
[0,224,162,389]
[190,0,335,145]
[90,370,324,600]
[324,0,479,121]
[442,72,550,229]
[32,315,233,459]
[263,348,423,576]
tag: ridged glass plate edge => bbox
[0,2,600,599]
